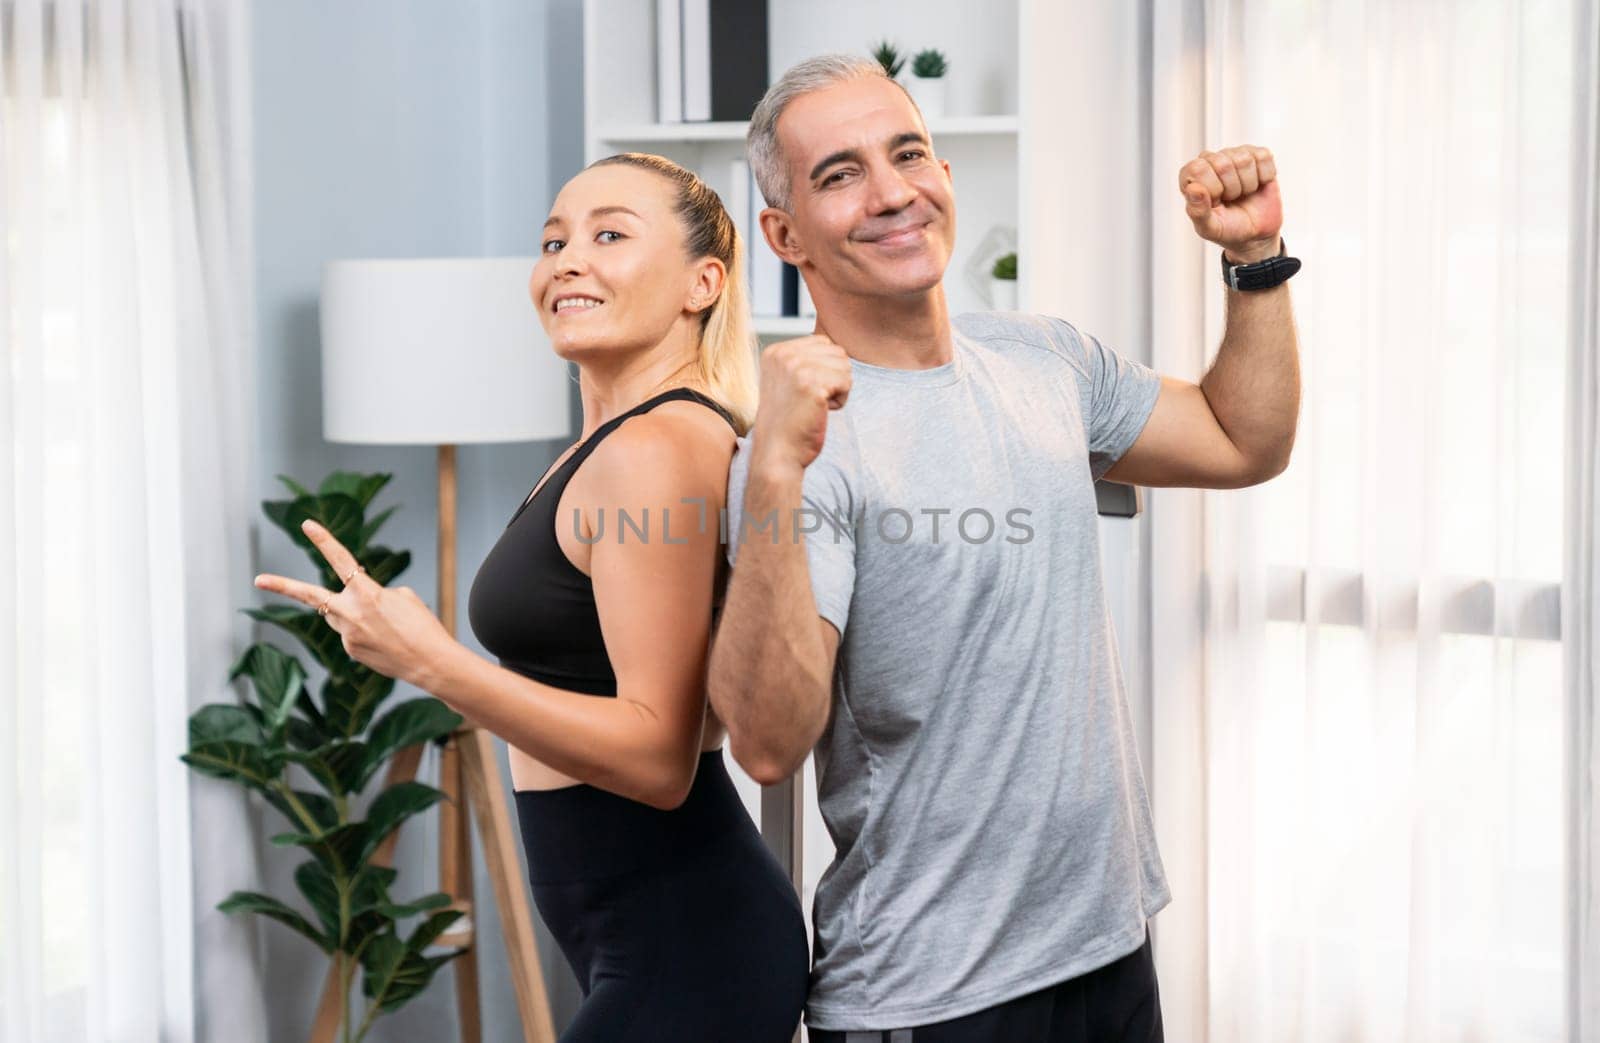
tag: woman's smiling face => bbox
[531,163,706,362]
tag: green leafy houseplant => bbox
[911,48,948,79]
[991,252,1018,280]
[181,470,466,1043]
[871,39,904,78]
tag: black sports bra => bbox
[466,387,739,697]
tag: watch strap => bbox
[1222,237,1301,291]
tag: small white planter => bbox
[906,75,947,119]
[989,277,1017,310]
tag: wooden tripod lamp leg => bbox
[438,734,482,1042]
[458,727,556,1043]
[439,445,555,1042]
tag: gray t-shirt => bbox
[724,311,1171,1031]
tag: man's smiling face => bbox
[772,75,956,300]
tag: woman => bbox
[256,152,809,1040]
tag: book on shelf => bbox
[781,262,799,317]
[681,0,710,121]
[657,0,768,123]
[726,157,756,313]
[746,165,786,318]
[654,0,682,123]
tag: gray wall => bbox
[252,0,587,1037]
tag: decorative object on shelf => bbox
[989,251,1018,309]
[657,0,768,122]
[182,469,468,1043]
[960,224,1018,310]
[871,39,905,80]
[907,49,949,119]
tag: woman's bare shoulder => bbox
[579,398,737,501]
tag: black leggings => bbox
[515,748,809,1041]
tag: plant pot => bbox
[990,277,1017,310]
[906,75,947,119]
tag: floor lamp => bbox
[316,257,572,1042]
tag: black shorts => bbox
[808,927,1163,1043]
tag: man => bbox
[709,53,1299,1043]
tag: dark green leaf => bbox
[218,890,330,952]
[361,700,462,785]
[261,498,299,542]
[322,670,394,739]
[361,934,458,1013]
[284,714,326,752]
[281,749,340,795]
[297,493,366,550]
[340,866,404,953]
[270,820,370,878]
[349,864,400,914]
[294,789,340,830]
[240,702,273,742]
[295,685,329,730]
[188,704,263,748]
[244,605,347,679]
[345,908,392,956]
[294,860,343,945]
[319,471,392,509]
[324,741,371,794]
[359,782,445,863]
[227,643,306,737]
[406,907,464,953]
[359,933,406,1002]
[182,741,278,793]
[261,493,366,581]
[358,505,398,551]
[275,473,315,498]
[360,546,411,587]
[285,740,369,797]
[377,892,453,919]
[259,787,338,833]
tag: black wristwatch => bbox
[1221,237,1300,291]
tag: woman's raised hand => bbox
[253,518,458,693]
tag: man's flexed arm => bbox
[1102,145,1301,489]
[709,335,853,786]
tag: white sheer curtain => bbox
[1,1,264,1040]
[1149,0,1578,1040]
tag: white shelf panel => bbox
[598,121,750,143]
[596,114,1019,146]
[753,315,817,337]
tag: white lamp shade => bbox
[319,257,572,445]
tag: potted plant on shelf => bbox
[990,251,1017,310]
[907,48,949,119]
[871,39,904,80]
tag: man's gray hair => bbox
[746,53,910,212]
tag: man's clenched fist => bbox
[1179,145,1283,264]
[749,334,853,477]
